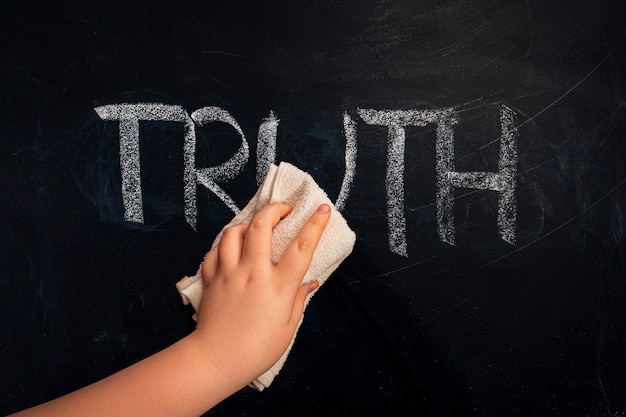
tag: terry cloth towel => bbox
[176,161,356,391]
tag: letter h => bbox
[437,105,518,245]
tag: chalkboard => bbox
[1,1,625,416]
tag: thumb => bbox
[289,280,319,327]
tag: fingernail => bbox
[317,204,330,214]
[308,280,320,292]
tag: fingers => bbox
[279,204,331,279]
[217,224,248,267]
[208,202,330,285]
[242,203,293,262]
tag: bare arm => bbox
[10,203,331,417]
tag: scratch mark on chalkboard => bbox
[500,90,552,109]
[472,33,536,75]
[198,50,246,89]
[464,55,608,156]
[348,256,438,285]
[419,34,476,65]
[596,363,611,417]
[113,274,130,364]
[523,0,534,58]
[519,55,609,128]
[452,96,488,111]
[203,74,231,90]
[517,158,553,176]
[476,177,626,270]
[416,293,477,328]
[444,157,549,206]
[201,50,246,58]
[5,56,53,100]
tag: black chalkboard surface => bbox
[1,1,625,416]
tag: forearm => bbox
[10,334,240,417]
[10,203,331,417]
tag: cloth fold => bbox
[176,161,356,391]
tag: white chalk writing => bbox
[256,111,279,185]
[94,103,194,225]
[94,103,518,256]
[357,108,458,256]
[191,106,249,220]
[437,105,517,245]
[335,112,357,213]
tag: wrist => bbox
[182,330,249,395]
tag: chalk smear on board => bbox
[191,106,250,217]
[436,105,517,245]
[94,102,517,249]
[256,111,279,185]
[357,106,517,252]
[95,103,251,230]
[334,112,357,213]
[357,107,456,257]
[94,103,194,225]
[497,105,518,244]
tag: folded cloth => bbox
[176,161,356,391]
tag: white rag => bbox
[176,161,356,391]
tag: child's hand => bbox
[9,202,331,417]
[188,203,331,391]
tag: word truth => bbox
[94,103,518,257]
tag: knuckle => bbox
[221,224,246,240]
[221,226,234,237]
[200,252,218,282]
[308,215,323,226]
[202,249,217,266]
[294,236,312,253]
[221,225,238,237]
[249,217,267,231]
